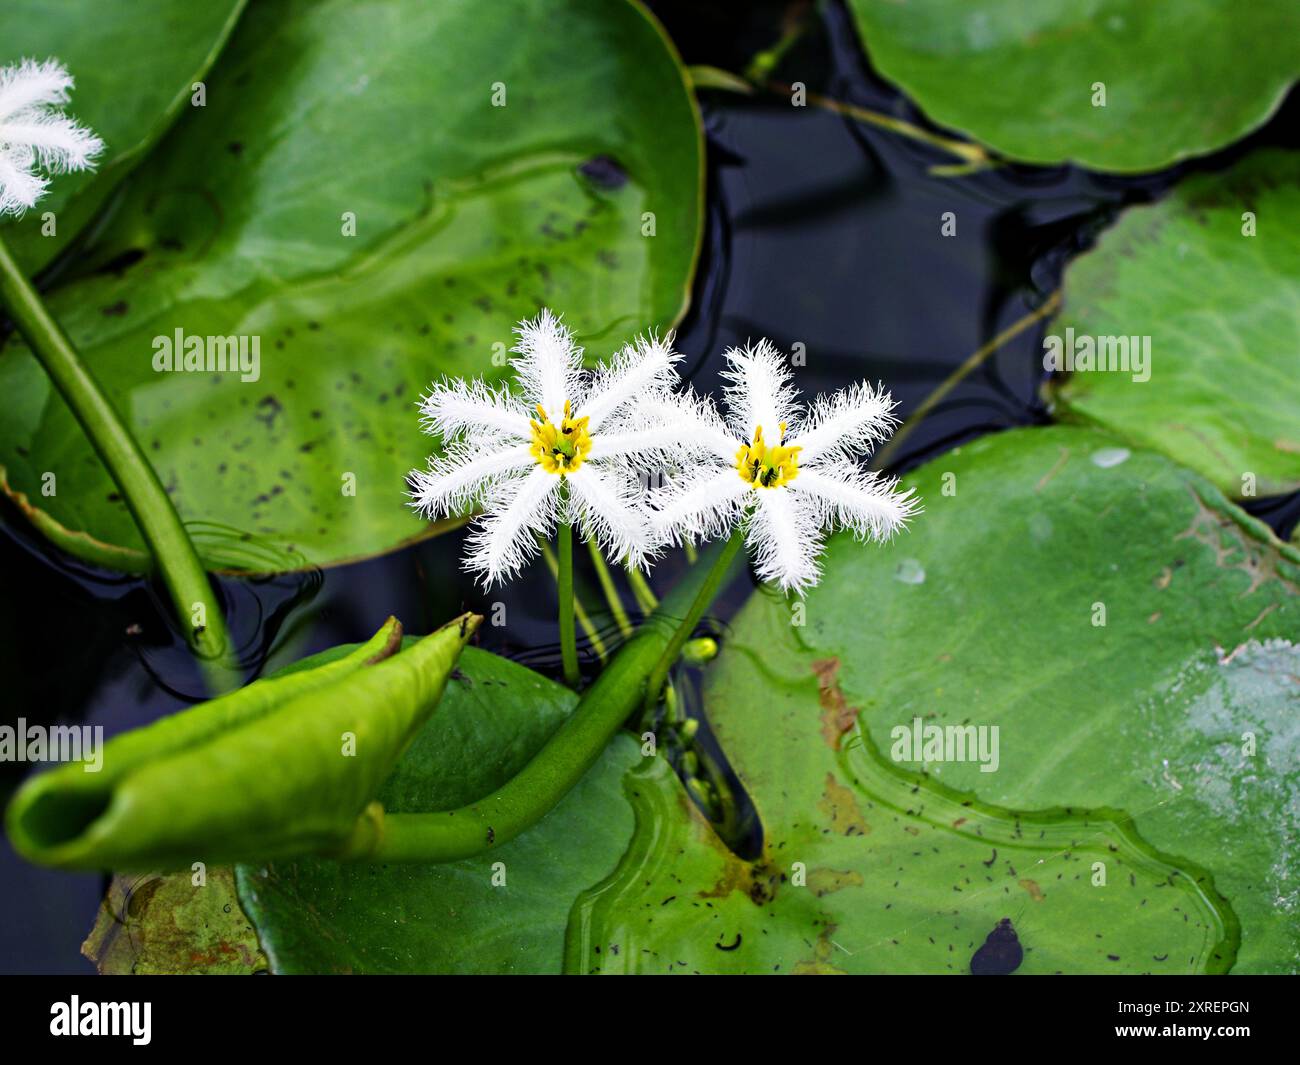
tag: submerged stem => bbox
[0,233,234,692]
[765,81,991,168]
[870,291,1061,471]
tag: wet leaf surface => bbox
[649,426,1297,973]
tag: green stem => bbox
[640,528,746,715]
[765,81,990,168]
[742,3,813,83]
[586,536,633,639]
[556,500,580,688]
[541,540,607,664]
[0,233,234,690]
[341,538,737,863]
[625,564,659,614]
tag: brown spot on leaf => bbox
[793,924,849,974]
[807,868,864,896]
[811,657,858,749]
[1019,878,1045,902]
[818,773,870,836]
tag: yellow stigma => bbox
[530,399,592,475]
[736,422,800,489]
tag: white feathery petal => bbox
[633,386,738,464]
[720,339,801,442]
[588,422,684,466]
[791,381,899,464]
[587,384,721,473]
[579,332,681,431]
[463,466,560,587]
[417,376,531,442]
[0,151,46,216]
[567,463,654,568]
[0,58,75,119]
[0,59,102,217]
[407,441,534,519]
[2,117,101,171]
[748,488,823,596]
[789,461,920,541]
[648,467,751,547]
[510,308,584,414]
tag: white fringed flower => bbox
[647,340,919,595]
[0,59,103,217]
[409,310,685,587]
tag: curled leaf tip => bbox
[365,616,404,663]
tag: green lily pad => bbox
[236,645,641,974]
[0,0,702,571]
[0,0,247,272]
[846,0,1300,171]
[1052,150,1300,498]
[620,426,1293,974]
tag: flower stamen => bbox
[735,422,800,489]
[530,399,592,475]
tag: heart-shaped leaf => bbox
[846,0,1299,172]
[0,0,247,272]
[0,0,702,571]
[1051,150,1300,497]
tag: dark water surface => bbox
[2,2,1296,972]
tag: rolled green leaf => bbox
[6,613,480,871]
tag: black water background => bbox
[1,1,1296,972]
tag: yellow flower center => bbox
[736,423,800,489]
[530,400,592,475]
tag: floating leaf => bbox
[619,426,1293,973]
[846,0,1300,171]
[1052,150,1300,497]
[0,0,702,570]
[0,0,247,272]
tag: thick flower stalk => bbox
[648,339,919,594]
[0,58,103,216]
[0,58,231,685]
[6,614,479,871]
